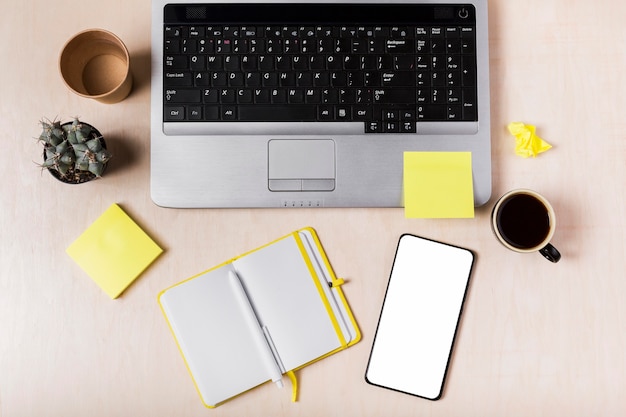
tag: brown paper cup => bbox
[59,29,132,104]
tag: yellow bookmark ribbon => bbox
[287,370,298,402]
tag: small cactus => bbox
[39,118,111,182]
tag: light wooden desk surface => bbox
[1,0,625,416]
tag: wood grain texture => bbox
[1,0,625,415]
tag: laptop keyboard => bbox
[162,3,478,134]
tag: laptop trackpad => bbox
[268,139,335,191]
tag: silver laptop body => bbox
[151,0,491,208]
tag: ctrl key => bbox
[164,106,185,121]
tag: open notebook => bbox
[158,228,360,407]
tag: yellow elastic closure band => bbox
[293,233,347,348]
[286,370,298,402]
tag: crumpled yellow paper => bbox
[507,122,552,158]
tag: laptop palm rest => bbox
[268,139,336,192]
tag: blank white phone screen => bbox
[365,234,474,400]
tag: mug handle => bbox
[539,243,561,263]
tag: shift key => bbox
[165,89,201,103]
[373,88,415,104]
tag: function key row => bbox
[165,25,475,40]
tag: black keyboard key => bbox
[418,105,447,120]
[164,39,180,53]
[353,106,371,121]
[238,105,317,121]
[188,106,203,120]
[447,105,462,120]
[377,56,393,70]
[447,88,462,104]
[313,72,330,87]
[318,105,333,120]
[462,88,477,120]
[343,55,360,70]
[271,89,288,104]
[212,72,228,86]
[288,89,304,104]
[384,121,400,133]
[189,55,205,71]
[207,56,223,70]
[262,72,279,87]
[335,106,351,121]
[229,72,245,87]
[220,88,236,103]
[365,120,383,133]
[165,89,201,103]
[224,56,240,71]
[372,88,415,104]
[221,106,237,120]
[195,72,210,86]
[165,26,181,38]
[382,109,399,121]
[385,39,414,53]
[446,39,462,54]
[400,109,416,120]
[254,89,271,103]
[203,89,219,103]
[245,72,262,86]
[310,55,326,70]
[238,89,254,103]
[462,56,477,86]
[164,72,192,86]
[182,39,198,54]
[401,121,416,133]
[242,26,257,37]
[242,56,257,71]
[394,56,415,71]
[381,72,415,87]
[463,102,477,120]
[165,106,185,121]
[165,55,187,69]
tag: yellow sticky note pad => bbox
[66,204,163,299]
[403,152,474,218]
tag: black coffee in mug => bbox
[491,189,560,262]
[496,194,550,249]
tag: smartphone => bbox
[365,234,474,400]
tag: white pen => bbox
[229,270,284,388]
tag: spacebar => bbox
[237,105,317,121]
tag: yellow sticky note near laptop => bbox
[66,204,163,299]
[403,152,474,218]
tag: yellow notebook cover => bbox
[66,204,163,299]
[158,227,360,408]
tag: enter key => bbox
[381,72,415,87]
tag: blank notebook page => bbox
[159,265,270,406]
[234,235,343,371]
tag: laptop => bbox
[150,0,491,208]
